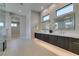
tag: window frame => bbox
[56,3,74,17]
[42,14,50,22]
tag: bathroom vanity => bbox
[35,3,79,55]
[35,32,79,55]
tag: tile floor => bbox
[3,38,56,56]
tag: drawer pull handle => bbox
[72,42,79,45]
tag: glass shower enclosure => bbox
[0,3,6,55]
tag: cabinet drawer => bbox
[57,36,70,50]
[70,39,79,54]
[35,33,49,42]
[49,35,58,46]
[43,34,49,42]
[35,33,42,40]
[35,33,39,38]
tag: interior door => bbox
[11,15,20,39]
[11,21,20,39]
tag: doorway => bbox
[11,15,20,39]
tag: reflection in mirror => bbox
[54,22,58,30]
[54,13,75,30]
[64,18,74,29]
[41,15,50,31]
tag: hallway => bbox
[3,38,56,56]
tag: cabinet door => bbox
[40,34,45,41]
[40,34,49,43]
[39,34,43,40]
[35,33,40,39]
[35,33,42,40]
[69,39,79,54]
[35,33,38,38]
[57,36,69,50]
[49,35,58,46]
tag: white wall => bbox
[74,4,79,32]
[31,11,40,39]
[26,10,32,40]
[20,16,26,39]
[25,10,41,41]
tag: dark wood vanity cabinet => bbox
[69,38,79,54]
[35,33,69,50]
[57,36,70,50]
[42,34,49,42]
[49,35,58,46]
[35,33,43,40]
[35,33,79,55]
[35,33,49,42]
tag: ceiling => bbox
[5,3,52,16]
[31,3,52,12]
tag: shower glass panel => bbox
[0,3,6,55]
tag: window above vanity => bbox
[54,3,75,30]
[56,3,74,17]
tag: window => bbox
[56,4,73,16]
[0,22,4,27]
[11,23,17,27]
[42,15,49,22]
[41,15,50,30]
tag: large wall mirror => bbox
[54,3,75,30]
[54,13,75,30]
